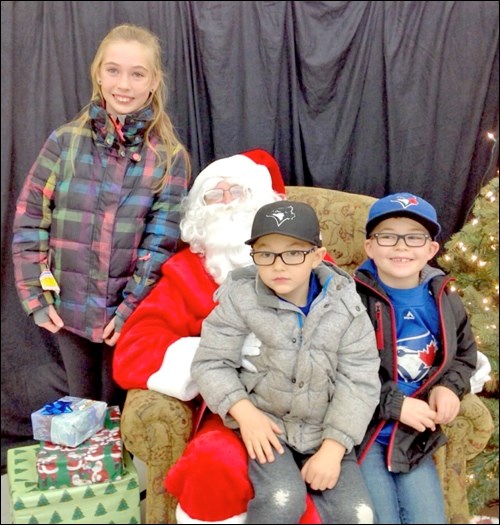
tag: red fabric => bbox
[165,413,253,521]
[113,249,218,389]
[114,149,323,522]
[165,413,321,524]
[241,148,286,195]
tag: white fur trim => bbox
[241,332,262,373]
[146,337,200,400]
[176,504,247,524]
[470,350,492,394]
[189,155,272,205]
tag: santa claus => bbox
[113,149,323,523]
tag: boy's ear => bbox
[428,240,440,260]
[313,247,327,267]
[364,238,374,258]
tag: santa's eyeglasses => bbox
[203,185,246,204]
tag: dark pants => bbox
[247,446,375,524]
[56,329,126,408]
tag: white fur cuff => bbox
[146,337,201,400]
[176,504,247,524]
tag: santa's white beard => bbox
[181,201,258,284]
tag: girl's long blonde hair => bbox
[74,23,190,190]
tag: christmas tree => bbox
[438,170,499,514]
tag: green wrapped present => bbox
[36,406,123,489]
[7,445,140,524]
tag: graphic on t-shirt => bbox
[397,331,437,382]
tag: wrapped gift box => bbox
[31,396,107,447]
[36,406,123,489]
[7,444,140,524]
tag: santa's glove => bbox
[470,351,492,394]
[147,337,200,400]
[241,333,261,373]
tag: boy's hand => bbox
[400,396,437,432]
[301,439,345,490]
[229,399,283,464]
[428,385,460,425]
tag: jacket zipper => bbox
[375,302,384,350]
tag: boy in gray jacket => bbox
[191,200,381,524]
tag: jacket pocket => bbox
[240,369,267,393]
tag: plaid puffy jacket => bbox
[12,102,189,342]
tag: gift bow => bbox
[41,400,73,415]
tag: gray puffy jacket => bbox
[191,261,381,454]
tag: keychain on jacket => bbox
[39,258,60,295]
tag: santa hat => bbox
[188,149,286,206]
[240,148,286,194]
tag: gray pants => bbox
[247,445,374,524]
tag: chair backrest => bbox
[285,186,376,273]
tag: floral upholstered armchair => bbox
[120,186,494,524]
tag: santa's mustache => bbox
[181,199,261,254]
[180,200,263,283]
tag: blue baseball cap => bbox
[366,193,441,239]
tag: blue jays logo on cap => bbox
[245,200,322,246]
[365,192,441,239]
[390,195,420,209]
[266,205,296,226]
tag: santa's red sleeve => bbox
[112,248,218,390]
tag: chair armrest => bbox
[121,388,195,524]
[435,393,494,524]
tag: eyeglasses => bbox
[203,185,246,204]
[370,233,431,247]
[250,248,316,266]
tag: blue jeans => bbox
[359,441,446,524]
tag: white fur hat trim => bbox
[189,154,273,204]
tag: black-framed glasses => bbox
[250,248,316,266]
[371,233,431,247]
[203,185,246,204]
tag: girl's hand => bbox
[36,305,64,333]
[103,316,121,346]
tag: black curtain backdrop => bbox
[1,1,498,469]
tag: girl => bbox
[12,24,190,406]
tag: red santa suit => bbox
[113,249,218,393]
[113,149,321,524]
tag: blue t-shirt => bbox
[376,279,440,444]
[298,272,322,316]
[278,272,322,316]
